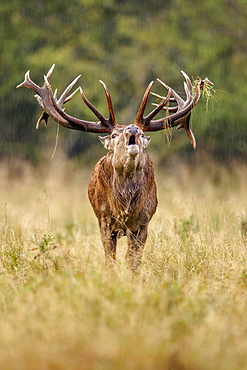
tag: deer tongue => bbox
[127,144,139,157]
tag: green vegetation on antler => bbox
[194,76,216,112]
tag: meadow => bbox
[1,154,247,370]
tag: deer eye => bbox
[111,134,117,139]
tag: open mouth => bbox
[128,135,136,146]
[126,134,139,157]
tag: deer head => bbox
[99,124,150,176]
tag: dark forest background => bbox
[1,0,246,164]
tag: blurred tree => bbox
[1,0,246,162]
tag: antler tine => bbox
[181,70,193,94]
[157,77,184,109]
[64,87,81,104]
[79,87,109,127]
[45,64,55,83]
[151,90,178,113]
[177,116,196,150]
[135,81,154,125]
[183,82,191,102]
[135,81,174,128]
[56,75,81,105]
[16,70,42,95]
[151,102,177,113]
[151,91,175,101]
[142,88,172,126]
[54,89,58,101]
[181,71,194,105]
[99,80,117,126]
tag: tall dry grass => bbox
[0,155,247,370]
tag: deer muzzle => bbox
[124,125,141,157]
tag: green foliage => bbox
[1,0,247,161]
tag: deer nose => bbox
[126,125,138,135]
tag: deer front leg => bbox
[99,220,118,267]
[126,225,148,272]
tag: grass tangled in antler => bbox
[194,76,215,112]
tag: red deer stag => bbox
[17,65,211,271]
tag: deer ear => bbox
[143,136,151,148]
[99,135,111,150]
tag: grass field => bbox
[1,156,247,370]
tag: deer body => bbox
[88,124,157,269]
[17,65,211,270]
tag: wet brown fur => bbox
[88,126,157,271]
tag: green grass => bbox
[1,157,247,369]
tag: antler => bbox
[17,65,212,146]
[16,64,117,133]
[135,81,172,127]
[135,71,213,149]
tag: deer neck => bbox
[111,150,146,178]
